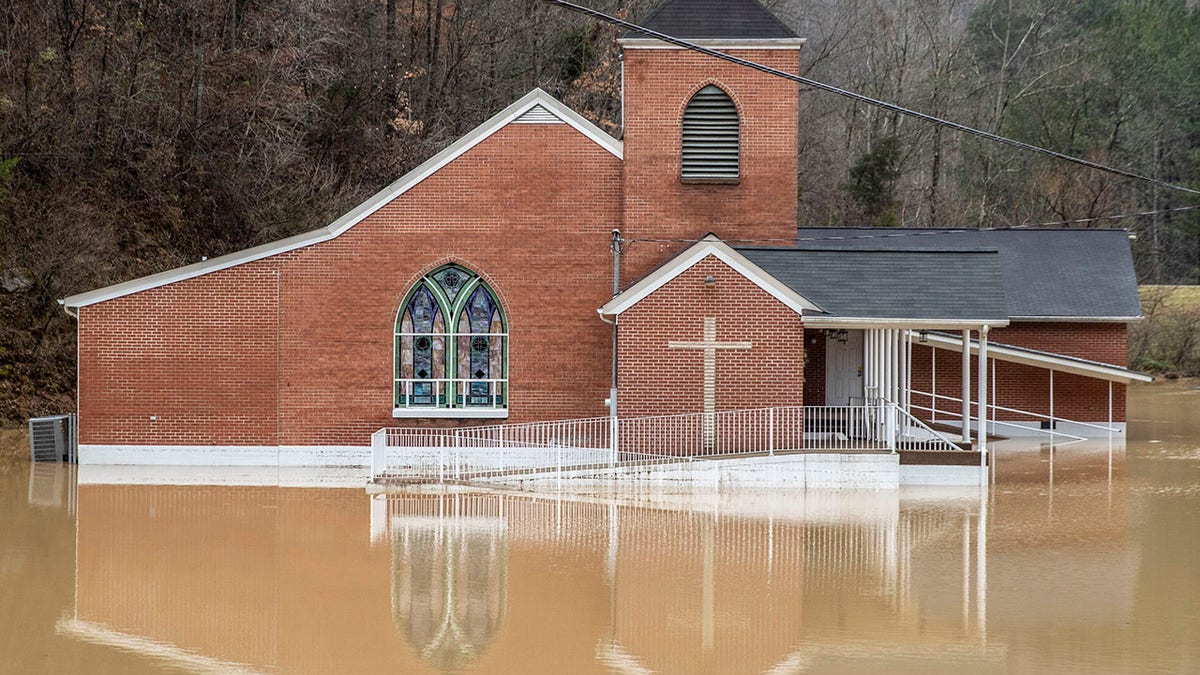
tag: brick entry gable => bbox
[616,255,805,418]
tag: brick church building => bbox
[61,0,1147,467]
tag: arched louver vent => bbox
[681,85,740,181]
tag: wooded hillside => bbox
[1,0,1198,423]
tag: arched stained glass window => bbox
[395,265,507,415]
[681,84,740,182]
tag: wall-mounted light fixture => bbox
[822,329,849,343]
[703,275,716,287]
[918,331,929,344]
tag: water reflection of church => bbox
[55,445,1135,672]
[392,507,508,672]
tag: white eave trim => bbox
[1009,315,1143,323]
[804,317,1009,330]
[62,88,621,309]
[599,235,823,317]
[917,331,1153,384]
[619,37,806,49]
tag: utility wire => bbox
[545,0,1200,197]
[1017,204,1200,228]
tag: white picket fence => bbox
[370,401,964,483]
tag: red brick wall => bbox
[620,47,801,279]
[77,263,281,445]
[803,329,826,406]
[78,122,623,446]
[615,256,804,418]
[991,322,1127,366]
[909,323,1129,425]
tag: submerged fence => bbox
[370,401,965,483]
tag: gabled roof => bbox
[62,89,622,309]
[622,0,801,42]
[599,235,822,317]
[738,247,1011,327]
[793,228,1143,321]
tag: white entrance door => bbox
[825,330,864,405]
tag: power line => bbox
[544,0,1200,198]
[1016,204,1200,228]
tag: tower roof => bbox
[623,0,799,41]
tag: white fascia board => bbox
[919,331,1153,384]
[804,318,1010,330]
[619,38,806,49]
[1009,315,1143,323]
[62,89,621,309]
[599,236,822,317]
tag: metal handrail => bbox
[910,389,1115,439]
[369,401,975,483]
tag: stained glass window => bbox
[395,265,506,412]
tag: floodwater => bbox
[2,384,1198,674]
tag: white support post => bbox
[931,345,937,423]
[873,329,881,402]
[977,326,990,460]
[609,387,618,468]
[905,330,913,415]
[768,407,775,456]
[499,426,506,473]
[884,330,894,404]
[1108,381,1113,428]
[962,329,972,441]
[991,358,997,437]
[885,402,897,452]
[1049,370,1055,439]
[370,430,385,481]
[454,432,461,481]
[891,329,900,405]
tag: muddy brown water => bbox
[1,382,1198,674]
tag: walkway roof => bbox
[792,228,1143,321]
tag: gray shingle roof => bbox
[791,228,1143,319]
[738,248,1010,321]
[624,0,799,40]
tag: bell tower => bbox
[620,0,804,278]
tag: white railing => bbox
[369,401,966,483]
[910,389,1119,443]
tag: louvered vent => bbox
[28,414,76,463]
[681,85,740,181]
[513,104,564,124]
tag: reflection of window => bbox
[681,84,740,182]
[395,265,507,415]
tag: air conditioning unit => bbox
[28,414,77,463]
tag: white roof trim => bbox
[1009,315,1143,323]
[599,236,823,317]
[805,318,1009,330]
[619,38,806,49]
[919,332,1153,384]
[62,88,622,309]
